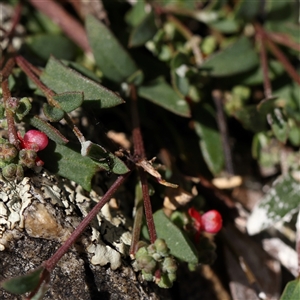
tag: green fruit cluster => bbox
[135,238,177,288]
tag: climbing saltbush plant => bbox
[0,0,299,299]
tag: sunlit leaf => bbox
[53,92,83,113]
[41,56,124,109]
[28,115,69,144]
[39,141,100,191]
[138,77,191,117]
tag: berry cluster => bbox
[0,130,48,181]
[135,239,177,288]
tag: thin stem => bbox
[167,14,203,66]
[4,2,22,48]
[255,23,272,99]
[267,31,300,52]
[130,85,145,158]
[212,90,234,175]
[139,169,157,243]
[15,56,86,144]
[130,84,157,245]
[266,36,300,85]
[29,0,91,53]
[1,58,19,149]
[129,182,144,257]
[43,173,130,271]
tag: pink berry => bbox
[23,130,48,151]
[201,210,222,234]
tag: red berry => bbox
[201,210,222,234]
[23,130,48,151]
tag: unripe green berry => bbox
[154,239,169,257]
[167,272,176,283]
[147,243,156,255]
[142,270,153,281]
[136,255,157,273]
[135,246,148,260]
[162,257,177,274]
[157,273,172,289]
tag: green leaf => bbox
[129,12,157,47]
[42,103,64,122]
[209,17,240,34]
[1,267,44,295]
[81,141,130,175]
[200,36,259,77]
[26,33,77,61]
[247,174,300,235]
[267,108,289,143]
[86,15,142,84]
[40,56,124,109]
[28,115,69,144]
[125,0,148,26]
[39,141,100,191]
[171,52,191,96]
[234,0,261,20]
[234,105,268,133]
[53,92,84,113]
[280,278,300,300]
[138,77,191,117]
[194,104,224,175]
[152,210,198,264]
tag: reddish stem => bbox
[266,36,300,85]
[130,85,157,245]
[255,24,273,99]
[1,58,20,149]
[28,0,91,53]
[139,169,157,243]
[267,31,300,52]
[43,173,130,271]
[4,2,23,48]
[15,56,54,97]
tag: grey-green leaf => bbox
[81,140,130,175]
[280,279,300,300]
[247,174,300,235]
[28,115,69,144]
[42,103,64,122]
[86,15,141,84]
[129,12,157,48]
[39,141,100,191]
[267,108,289,143]
[26,34,77,61]
[201,36,259,77]
[194,104,224,175]
[1,267,44,295]
[138,77,191,117]
[53,92,84,113]
[153,209,198,264]
[40,56,124,109]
